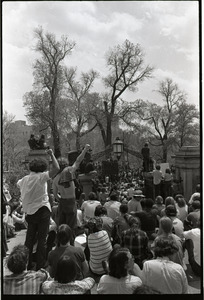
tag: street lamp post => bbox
[113,137,124,161]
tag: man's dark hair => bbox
[108,247,130,278]
[55,255,77,283]
[95,205,107,216]
[110,194,118,201]
[29,158,48,173]
[7,244,29,274]
[155,165,161,170]
[57,224,72,246]
[191,200,200,210]
[119,203,128,214]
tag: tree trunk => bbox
[51,123,61,158]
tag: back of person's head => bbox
[95,205,107,216]
[29,158,48,173]
[144,142,148,147]
[110,194,118,201]
[54,255,77,283]
[144,198,154,209]
[155,195,163,205]
[57,224,72,245]
[86,217,103,233]
[165,196,175,207]
[174,194,184,203]
[88,191,97,200]
[101,187,106,193]
[195,184,200,192]
[57,157,69,172]
[119,203,128,214]
[154,237,178,257]
[127,216,141,228]
[7,244,29,274]
[176,196,186,208]
[159,216,173,234]
[108,247,130,279]
[156,165,160,170]
[165,168,171,174]
[191,200,200,210]
[133,284,162,294]
[165,204,177,217]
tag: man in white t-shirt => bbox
[152,165,163,199]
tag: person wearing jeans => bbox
[17,148,59,270]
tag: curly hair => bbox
[108,247,130,279]
[7,244,29,274]
[153,237,178,258]
[29,158,48,173]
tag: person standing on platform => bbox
[152,164,163,200]
[17,148,60,270]
[52,144,91,236]
[141,143,150,172]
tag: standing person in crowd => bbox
[98,187,109,205]
[111,204,131,246]
[133,237,189,294]
[94,205,113,239]
[141,142,150,172]
[152,164,163,199]
[3,244,49,294]
[97,247,142,294]
[42,255,95,294]
[127,183,135,200]
[85,217,112,276]
[183,218,201,277]
[47,224,89,279]
[163,168,173,199]
[104,194,121,220]
[127,190,144,214]
[81,192,101,223]
[17,148,60,270]
[52,144,91,234]
[120,216,153,269]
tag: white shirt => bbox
[153,169,163,185]
[97,274,142,294]
[183,228,200,265]
[140,258,188,294]
[17,171,51,215]
[104,201,121,220]
[81,200,101,222]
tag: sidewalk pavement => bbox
[3,229,202,294]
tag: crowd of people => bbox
[3,145,201,294]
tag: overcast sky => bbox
[2,1,200,122]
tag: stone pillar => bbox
[25,150,51,169]
[172,146,200,202]
[78,171,97,200]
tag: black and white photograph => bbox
[2,0,201,296]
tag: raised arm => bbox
[46,149,60,178]
[74,144,91,169]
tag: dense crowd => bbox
[3,146,201,294]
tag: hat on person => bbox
[133,190,145,197]
[165,204,177,216]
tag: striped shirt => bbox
[88,230,112,274]
[3,269,49,294]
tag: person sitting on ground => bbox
[104,194,121,220]
[111,203,131,246]
[188,184,200,205]
[81,192,101,223]
[151,216,185,268]
[11,201,27,231]
[94,205,113,239]
[133,198,158,240]
[127,190,144,214]
[184,200,200,231]
[174,194,188,223]
[85,216,112,276]
[133,284,161,294]
[97,247,142,294]
[42,255,95,294]
[98,187,109,205]
[3,244,49,294]
[183,218,201,277]
[160,196,179,218]
[165,205,184,239]
[120,216,153,269]
[152,195,165,219]
[47,224,89,279]
[133,237,188,294]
